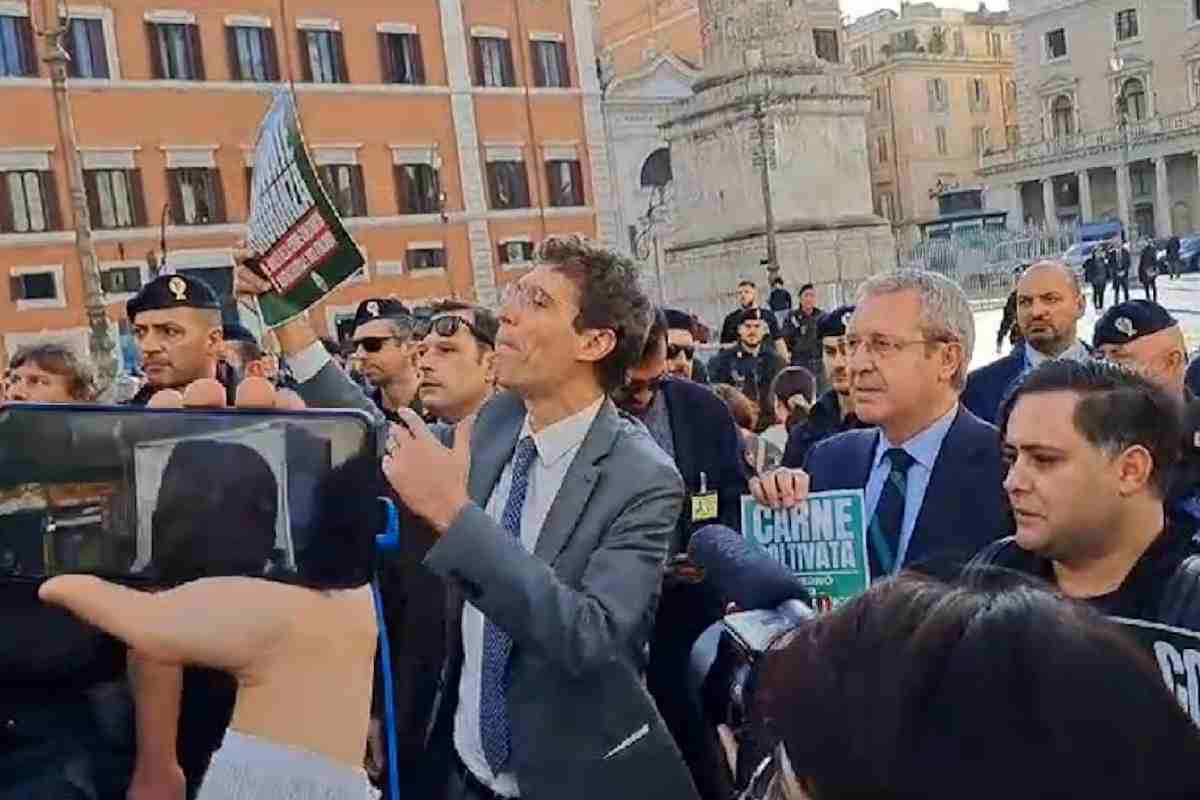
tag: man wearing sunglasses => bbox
[348,298,423,424]
[417,302,500,424]
[664,309,709,383]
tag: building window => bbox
[988,32,1003,58]
[1115,9,1139,41]
[1120,77,1147,121]
[65,18,110,78]
[1,171,60,233]
[973,126,989,155]
[546,160,584,207]
[928,78,948,111]
[952,28,965,55]
[167,168,226,226]
[101,266,143,294]
[1006,125,1020,149]
[474,36,515,87]
[532,39,569,88]
[0,13,38,77]
[9,270,59,303]
[878,191,895,221]
[876,136,889,164]
[486,161,530,209]
[394,163,440,214]
[498,240,534,265]
[407,247,445,271]
[851,45,868,69]
[813,28,839,63]
[317,164,367,217]
[1051,94,1074,137]
[380,32,425,84]
[936,126,948,155]
[84,169,146,229]
[1045,28,1067,60]
[301,29,348,83]
[1132,168,1153,197]
[1005,80,1017,110]
[227,26,279,82]
[147,22,206,80]
[891,29,917,53]
[970,78,990,112]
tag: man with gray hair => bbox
[751,269,1010,581]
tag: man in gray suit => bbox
[237,238,698,800]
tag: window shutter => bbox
[63,19,81,78]
[378,33,394,82]
[16,16,37,77]
[41,171,62,231]
[188,24,206,80]
[411,35,426,84]
[226,26,242,80]
[244,166,255,213]
[166,169,184,224]
[298,31,313,81]
[471,38,484,85]
[89,19,109,78]
[546,162,561,205]
[211,168,227,223]
[516,164,531,207]
[497,242,507,264]
[486,162,499,206]
[350,165,367,216]
[82,170,102,226]
[0,174,13,233]
[333,31,348,83]
[394,165,409,213]
[263,30,280,81]
[129,169,148,226]
[531,42,546,87]
[501,40,515,86]
[10,275,25,302]
[146,23,164,79]
[557,43,570,87]
[570,161,584,205]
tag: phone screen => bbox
[0,404,380,588]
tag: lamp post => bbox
[633,184,670,305]
[1110,47,1133,240]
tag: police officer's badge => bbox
[842,311,852,328]
[366,301,380,317]
[168,276,187,302]
[1115,317,1135,337]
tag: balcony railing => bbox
[981,107,1200,172]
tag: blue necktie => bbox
[868,448,915,580]
[480,436,538,775]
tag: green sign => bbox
[1112,616,1200,727]
[740,491,869,611]
[244,90,365,328]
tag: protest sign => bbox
[740,491,869,610]
[244,89,365,328]
[1112,617,1200,727]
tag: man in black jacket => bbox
[780,284,824,385]
[970,360,1200,631]
[710,308,786,426]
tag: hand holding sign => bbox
[749,467,811,510]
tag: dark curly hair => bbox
[538,236,653,392]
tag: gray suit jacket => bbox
[424,390,699,800]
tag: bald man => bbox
[1093,300,1200,525]
[962,260,1091,423]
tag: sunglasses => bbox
[415,314,495,347]
[667,344,696,361]
[352,336,404,354]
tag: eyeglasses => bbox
[667,344,695,361]
[845,334,951,359]
[416,314,495,347]
[352,336,404,354]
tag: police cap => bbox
[1093,300,1177,349]
[818,305,856,340]
[126,274,220,321]
[353,298,413,332]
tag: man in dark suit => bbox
[615,309,747,798]
[381,237,699,800]
[962,260,1090,424]
[752,270,1011,582]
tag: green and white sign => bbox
[741,490,869,611]
[245,89,365,328]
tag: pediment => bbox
[607,52,702,100]
[1036,73,1079,96]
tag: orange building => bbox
[598,0,702,78]
[0,0,613,361]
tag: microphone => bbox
[687,524,811,613]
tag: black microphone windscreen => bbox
[687,524,811,612]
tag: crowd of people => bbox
[5,234,1200,800]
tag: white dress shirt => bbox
[454,396,604,797]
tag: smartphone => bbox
[0,404,381,589]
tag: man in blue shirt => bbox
[751,270,1010,581]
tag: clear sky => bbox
[840,0,1010,23]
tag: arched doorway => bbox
[640,147,672,189]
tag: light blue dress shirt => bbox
[863,404,959,575]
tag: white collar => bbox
[519,396,605,468]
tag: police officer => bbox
[126,274,237,405]
[1092,300,1200,525]
[348,298,423,423]
[781,305,868,468]
[709,307,786,427]
[780,284,824,386]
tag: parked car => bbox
[1063,241,1103,271]
[1156,234,1200,273]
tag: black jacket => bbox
[128,362,239,407]
[781,390,866,468]
[709,345,786,423]
[719,307,780,345]
[967,524,1200,630]
[781,308,824,366]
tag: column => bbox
[1155,156,1173,238]
[1010,182,1025,230]
[1077,169,1094,223]
[1041,176,1057,231]
[1116,163,1132,237]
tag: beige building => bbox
[981,0,1200,240]
[845,2,1014,236]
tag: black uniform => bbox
[781,306,824,376]
[709,344,786,425]
[781,389,867,468]
[719,305,780,345]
